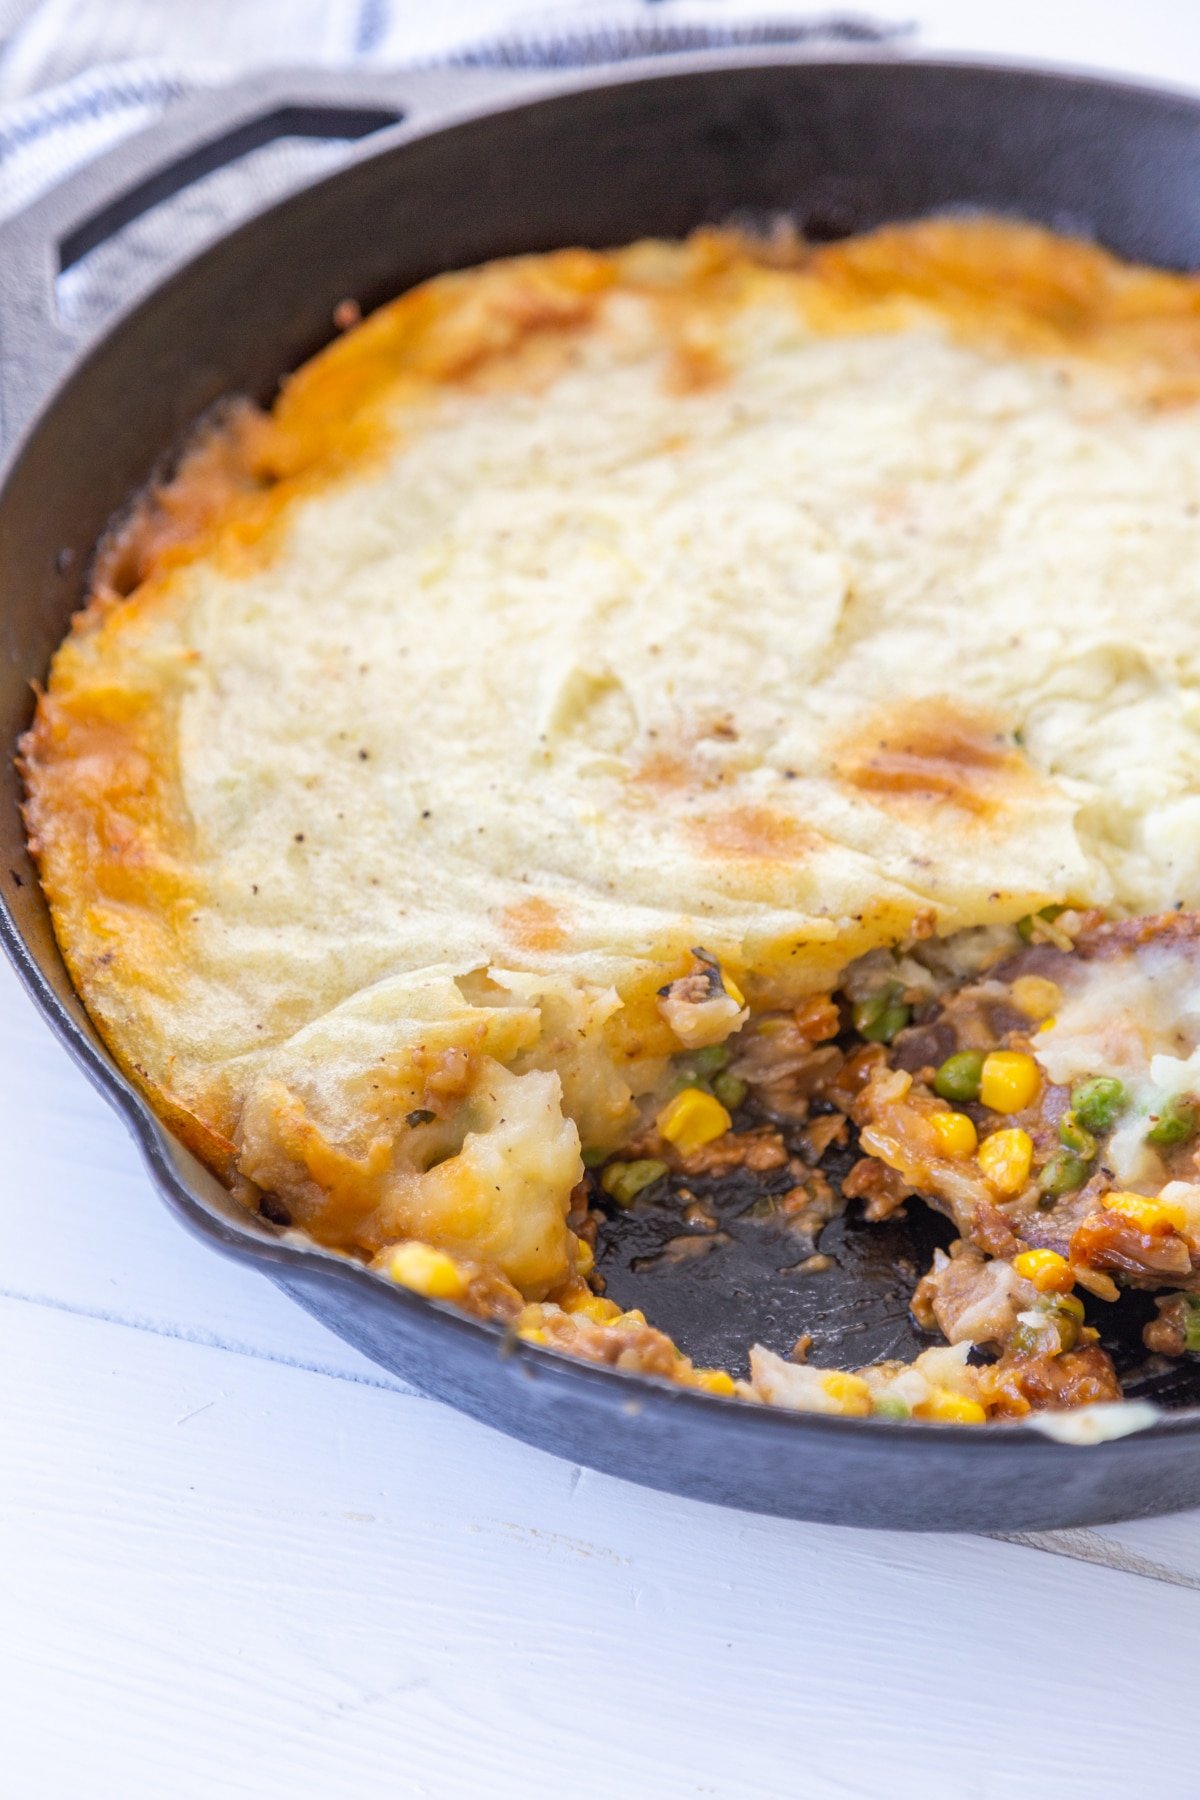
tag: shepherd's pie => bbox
[26,218,1200,1421]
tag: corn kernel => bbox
[913,1388,987,1425]
[657,1085,732,1154]
[517,1324,549,1345]
[573,1235,595,1279]
[979,1050,1041,1113]
[929,1108,979,1159]
[1010,975,1062,1021]
[692,1368,737,1397]
[616,1308,647,1329]
[385,1241,469,1301]
[820,1371,873,1415]
[1012,1248,1076,1293]
[565,1294,622,1324]
[1103,1189,1188,1234]
[978,1126,1034,1195]
[720,965,746,1008]
[1038,1015,1057,1034]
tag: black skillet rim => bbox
[2,43,1200,1457]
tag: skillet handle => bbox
[0,63,549,445]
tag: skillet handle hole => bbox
[54,104,403,329]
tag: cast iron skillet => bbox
[4,48,1200,1531]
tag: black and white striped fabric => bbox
[0,1,901,222]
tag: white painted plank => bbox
[1063,1511,1200,1587]
[0,953,401,1386]
[3,1297,1200,1800]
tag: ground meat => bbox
[892,976,1031,1063]
[436,1266,525,1325]
[795,1111,848,1163]
[971,1202,1022,1259]
[1068,1209,1194,1282]
[764,1170,842,1236]
[730,1004,843,1120]
[565,1178,593,1230]
[794,994,842,1042]
[891,1018,958,1075]
[911,1244,1037,1348]
[978,1345,1122,1416]
[842,1154,911,1221]
[1075,909,1200,958]
[820,1044,886,1113]
[617,1120,789,1175]
[528,1305,684,1378]
[1143,1293,1192,1357]
[674,1125,790,1176]
[1014,1170,1110,1259]
[657,957,746,1049]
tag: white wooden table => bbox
[7,9,1200,1793]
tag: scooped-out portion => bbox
[540,909,1200,1424]
[22,217,1200,1426]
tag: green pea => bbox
[933,1049,986,1103]
[1037,1150,1090,1202]
[1070,1076,1127,1135]
[682,1044,731,1080]
[853,984,910,1045]
[1182,1296,1200,1354]
[1046,1300,1082,1354]
[872,1395,909,1421]
[1146,1096,1199,1149]
[581,1146,608,1169]
[1011,1294,1083,1356]
[1009,1319,1044,1355]
[1057,1111,1097,1159]
[600,1159,669,1208]
[712,1070,748,1111]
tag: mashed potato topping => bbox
[23,218,1200,1415]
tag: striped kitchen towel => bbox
[0,1,904,221]
[0,0,904,339]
